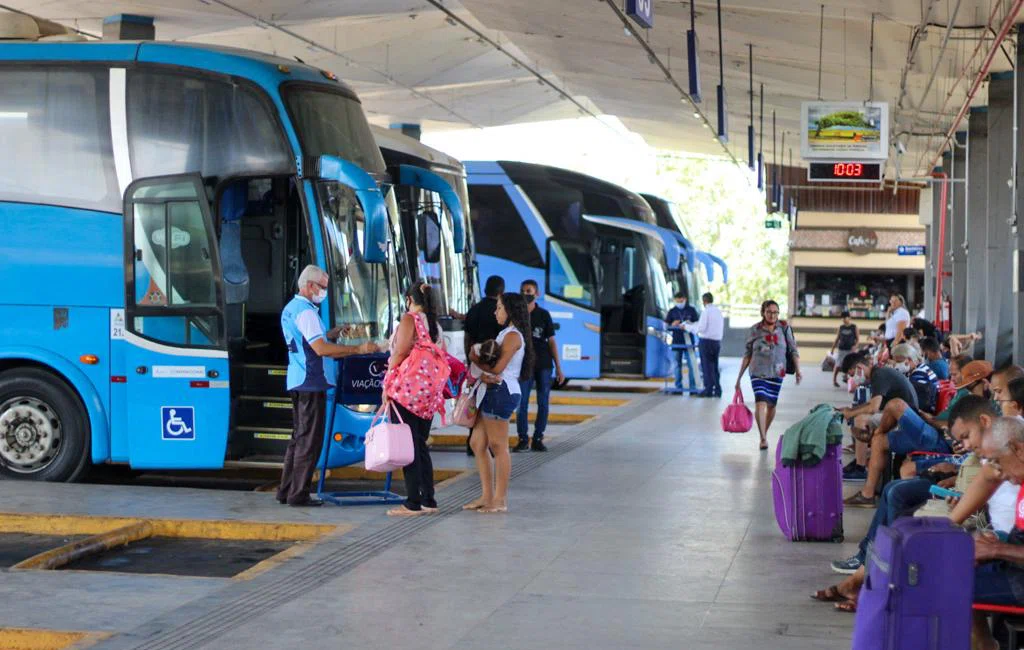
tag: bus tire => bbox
[0,368,91,482]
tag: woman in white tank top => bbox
[464,292,533,513]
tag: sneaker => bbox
[843,465,867,482]
[830,555,863,575]
[512,440,530,453]
[842,459,858,472]
[531,440,548,452]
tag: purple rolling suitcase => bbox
[851,517,974,650]
[771,436,844,542]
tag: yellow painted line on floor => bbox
[538,396,628,407]
[511,412,593,424]
[576,385,660,394]
[13,522,154,571]
[429,434,521,447]
[0,628,110,650]
[232,541,313,582]
[0,513,341,542]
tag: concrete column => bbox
[987,72,1015,367]
[964,107,988,355]
[1015,25,1024,363]
[951,131,968,332]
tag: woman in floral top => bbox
[735,300,802,450]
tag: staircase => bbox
[228,364,293,460]
[600,332,644,375]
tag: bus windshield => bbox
[315,180,394,342]
[548,238,598,309]
[283,86,386,177]
[645,237,673,319]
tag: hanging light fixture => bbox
[687,0,702,103]
[747,43,755,170]
[715,0,727,141]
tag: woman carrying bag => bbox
[383,283,449,517]
[736,300,801,451]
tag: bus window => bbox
[419,209,442,264]
[127,70,293,180]
[441,207,470,317]
[316,181,390,342]
[283,85,386,177]
[126,176,223,347]
[0,67,119,213]
[645,241,673,319]
[546,239,597,308]
[467,185,543,268]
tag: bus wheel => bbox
[0,369,90,482]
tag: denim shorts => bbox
[479,382,520,421]
[888,408,951,456]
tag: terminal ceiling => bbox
[5,0,1017,177]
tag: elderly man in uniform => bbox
[278,265,377,507]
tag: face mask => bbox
[893,362,912,375]
[850,369,867,387]
[311,288,327,304]
[524,294,536,304]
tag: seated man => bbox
[920,336,949,380]
[815,399,1009,611]
[829,395,998,575]
[891,343,938,414]
[842,359,994,507]
[973,417,1024,650]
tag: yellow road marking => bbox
[537,396,628,406]
[0,629,110,650]
[13,522,153,571]
[0,513,340,541]
[511,412,593,424]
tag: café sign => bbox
[847,228,878,255]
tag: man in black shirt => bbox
[464,275,504,358]
[462,275,504,456]
[515,279,565,452]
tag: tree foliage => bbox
[651,154,790,315]
[813,110,872,136]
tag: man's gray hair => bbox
[986,416,1024,453]
[298,265,327,289]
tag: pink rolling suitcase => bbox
[771,437,844,542]
[364,403,415,473]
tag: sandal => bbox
[421,506,439,515]
[478,504,508,514]
[810,586,848,603]
[834,600,857,613]
[843,493,877,508]
[462,499,487,511]
[759,441,768,451]
[386,505,425,517]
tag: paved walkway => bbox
[1,361,870,649]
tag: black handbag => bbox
[782,322,797,375]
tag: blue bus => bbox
[371,127,479,359]
[466,161,675,379]
[0,42,401,480]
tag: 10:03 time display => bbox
[807,161,882,182]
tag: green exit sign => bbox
[765,219,783,229]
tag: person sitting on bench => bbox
[973,416,1024,650]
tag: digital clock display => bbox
[808,162,883,182]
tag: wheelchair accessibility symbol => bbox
[161,407,195,441]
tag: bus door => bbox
[115,174,230,469]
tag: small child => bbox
[830,311,859,388]
[469,339,501,383]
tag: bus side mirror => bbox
[419,210,441,264]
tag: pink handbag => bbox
[364,402,415,472]
[452,381,480,428]
[721,389,753,433]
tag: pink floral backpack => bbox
[383,313,451,420]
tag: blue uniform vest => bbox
[281,295,335,392]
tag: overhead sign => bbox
[765,219,782,229]
[808,162,883,183]
[897,245,926,256]
[801,101,889,161]
[626,0,653,28]
[848,228,879,255]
